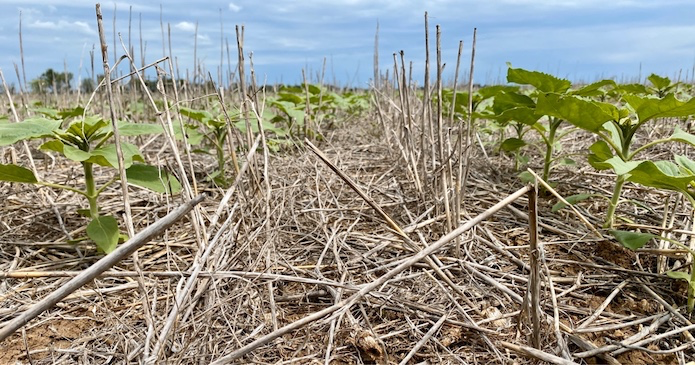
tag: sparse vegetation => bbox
[2,7,695,365]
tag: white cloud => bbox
[27,19,94,35]
[228,2,242,12]
[196,33,211,45]
[175,21,196,32]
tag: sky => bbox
[0,0,694,90]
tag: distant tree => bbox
[80,78,96,94]
[29,68,74,94]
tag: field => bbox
[2,9,695,365]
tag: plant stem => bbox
[216,130,226,180]
[83,162,100,218]
[689,259,695,313]
[542,118,560,182]
[604,174,626,228]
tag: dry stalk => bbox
[0,194,205,342]
[209,185,531,363]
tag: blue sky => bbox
[1,0,694,89]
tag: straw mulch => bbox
[1,116,694,365]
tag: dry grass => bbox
[2,10,695,365]
[1,117,694,364]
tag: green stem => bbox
[542,118,561,182]
[629,137,671,160]
[604,174,626,228]
[216,131,226,179]
[83,162,99,218]
[689,259,695,314]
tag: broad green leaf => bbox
[615,83,649,95]
[112,122,164,136]
[58,106,86,119]
[647,74,672,91]
[477,85,519,100]
[173,123,205,145]
[493,91,535,111]
[32,107,61,119]
[277,92,305,105]
[571,80,616,97]
[623,93,695,123]
[279,85,303,94]
[552,193,597,212]
[675,154,695,174]
[627,160,694,192]
[179,107,214,123]
[588,141,614,169]
[306,84,322,95]
[63,144,92,161]
[87,215,119,253]
[535,93,615,132]
[0,164,38,183]
[87,143,143,168]
[500,138,526,152]
[41,139,93,162]
[589,154,640,175]
[518,171,535,184]
[0,118,62,146]
[558,157,577,167]
[507,67,571,93]
[610,229,658,250]
[126,164,182,194]
[666,126,695,147]
[496,107,540,126]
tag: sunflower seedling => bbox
[0,107,181,253]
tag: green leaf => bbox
[32,107,61,119]
[623,93,695,123]
[173,123,205,145]
[627,160,695,193]
[41,139,94,162]
[493,91,535,111]
[179,107,214,123]
[126,164,182,194]
[615,83,649,95]
[588,140,616,170]
[667,271,692,282]
[0,164,38,183]
[477,85,519,100]
[599,156,642,176]
[500,138,526,152]
[58,106,86,119]
[666,126,695,147]
[63,144,92,161]
[552,193,596,212]
[66,116,109,141]
[610,229,658,250]
[0,118,62,146]
[535,93,616,132]
[86,142,143,168]
[87,215,119,253]
[277,92,305,105]
[518,171,535,184]
[112,122,164,136]
[571,80,616,97]
[647,74,672,91]
[507,67,571,93]
[675,154,695,175]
